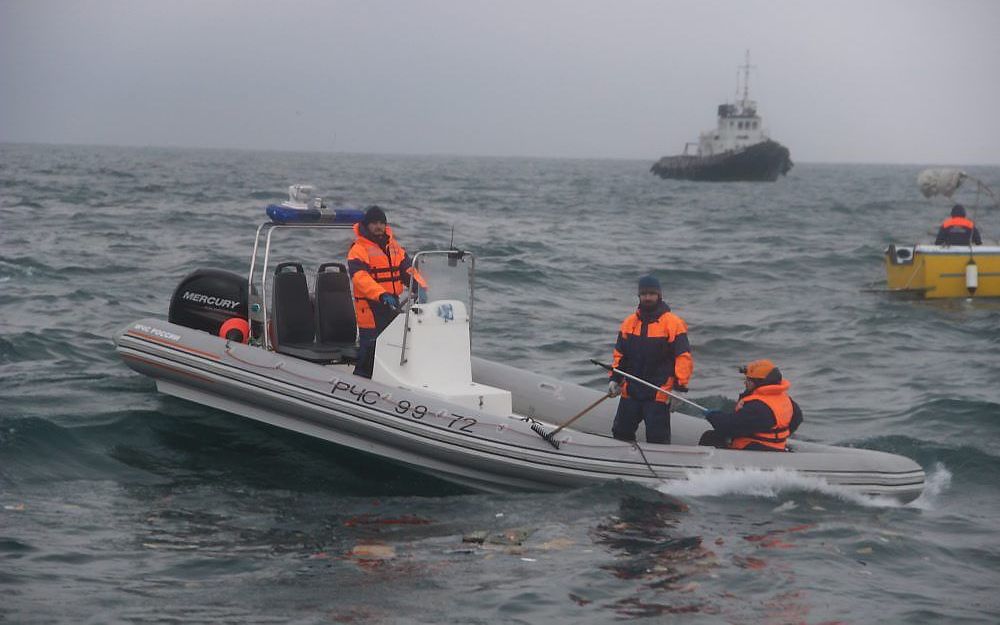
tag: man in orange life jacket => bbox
[935,204,983,246]
[699,359,803,451]
[608,275,693,444]
[347,205,412,378]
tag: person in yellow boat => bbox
[699,359,802,451]
[935,204,982,246]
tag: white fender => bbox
[966,260,978,295]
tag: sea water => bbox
[1,143,998,623]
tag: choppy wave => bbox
[1,143,998,624]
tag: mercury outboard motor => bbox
[168,269,251,341]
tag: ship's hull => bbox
[884,244,1000,298]
[651,140,793,182]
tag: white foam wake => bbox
[906,462,952,510]
[653,464,950,509]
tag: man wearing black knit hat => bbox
[607,274,694,444]
[934,204,983,246]
[347,205,412,377]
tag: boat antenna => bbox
[739,49,755,102]
[449,224,456,250]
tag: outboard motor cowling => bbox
[168,269,249,339]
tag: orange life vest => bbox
[730,380,794,451]
[611,307,692,403]
[347,224,408,330]
[941,216,975,231]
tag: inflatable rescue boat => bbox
[115,187,926,501]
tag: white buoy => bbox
[965,260,978,296]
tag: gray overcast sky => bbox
[2,0,999,164]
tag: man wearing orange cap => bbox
[699,359,803,451]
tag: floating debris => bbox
[612,596,706,617]
[538,537,574,551]
[743,523,815,549]
[349,543,396,561]
[462,531,488,544]
[733,555,767,570]
[487,528,531,546]
[461,528,533,547]
[568,593,592,606]
[594,494,716,603]
[343,514,431,527]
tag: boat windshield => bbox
[409,250,475,322]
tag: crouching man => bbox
[699,359,802,451]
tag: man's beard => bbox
[365,226,388,244]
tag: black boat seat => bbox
[315,262,357,359]
[273,262,314,349]
[271,261,353,363]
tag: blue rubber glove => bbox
[379,293,399,309]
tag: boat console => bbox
[372,298,513,418]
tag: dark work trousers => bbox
[698,430,729,448]
[612,397,671,444]
[353,328,379,378]
[353,303,399,378]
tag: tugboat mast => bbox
[737,49,755,104]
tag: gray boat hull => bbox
[115,318,925,501]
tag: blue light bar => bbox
[266,204,365,225]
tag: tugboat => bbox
[651,52,793,182]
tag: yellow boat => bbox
[885,244,1000,298]
[883,168,998,299]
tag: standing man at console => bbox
[348,205,412,377]
[607,275,693,444]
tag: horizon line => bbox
[2,140,998,168]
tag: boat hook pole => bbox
[590,359,710,415]
[530,392,612,450]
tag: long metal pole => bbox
[590,359,709,414]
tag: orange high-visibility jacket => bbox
[730,380,795,451]
[941,216,975,231]
[347,224,410,330]
[611,302,692,403]
[936,216,982,245]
